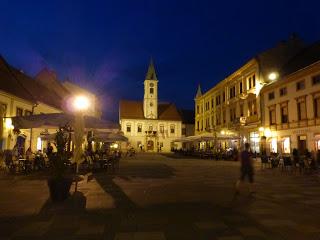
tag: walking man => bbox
[235,142,255,195]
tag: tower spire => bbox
[195,84,202,98]
[145,58,157,80]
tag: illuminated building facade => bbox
[119,60,182,152]
[261,41,320,154]
[0,57,102,152]
[195,35,305,152]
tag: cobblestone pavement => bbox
[0,153,320,240]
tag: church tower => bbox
[143,59,158,119]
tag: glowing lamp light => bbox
[259,127,264,132]
[264,128,272,138]
[5,118,14,130]
[221,130,225,135]
[73,96,89,111]
[111,143,119,149]
[268,72,278,81]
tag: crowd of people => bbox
[1,141,126,174]
[261,148,320,172]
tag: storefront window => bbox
[316,140,320,150]
[271,138,277,153]
[283,137,290,154]
[250,131,260,153]
[37,137,42,151]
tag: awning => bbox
[10,113,119,130]
[40,132,70,141]
[172,136,194,143]
[313,135,320,140]
[172,134,240,143]
[89,131,128,142]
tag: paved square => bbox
[0,153,319,239]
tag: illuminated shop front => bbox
[314,135,320,151]
[270,138,277,153]
[249,131,260,153]
[282,137,291,154]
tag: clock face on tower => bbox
[150,83,154,87]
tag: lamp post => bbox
[72,96,89,192]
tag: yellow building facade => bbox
[195,36,305,152]
[0,56,101,153]
[119,60,182,152]
[261,43,320,154]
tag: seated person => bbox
[26,147,33,160]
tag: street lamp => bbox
[72,95,89,192]
[268,72,278,81]
[73,96,90,111]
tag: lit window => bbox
[36,137,42,151]
[160,125,164,133]
[283,137,290,153]
[271,138,277,153]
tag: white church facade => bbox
[119,60,182,152]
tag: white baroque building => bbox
[119,60,182,152]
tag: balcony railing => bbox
[145,130,157,136]
[246,115,259,124]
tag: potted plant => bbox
[47,126,73,202]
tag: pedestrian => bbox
[235,143,255,195]
[46,143,53,157]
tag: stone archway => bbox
[147,140,154,151]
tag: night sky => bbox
[1,0,320,121]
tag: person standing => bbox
[235,142,255,195]
[46,143,53,157]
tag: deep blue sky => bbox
[1,0,320,120]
